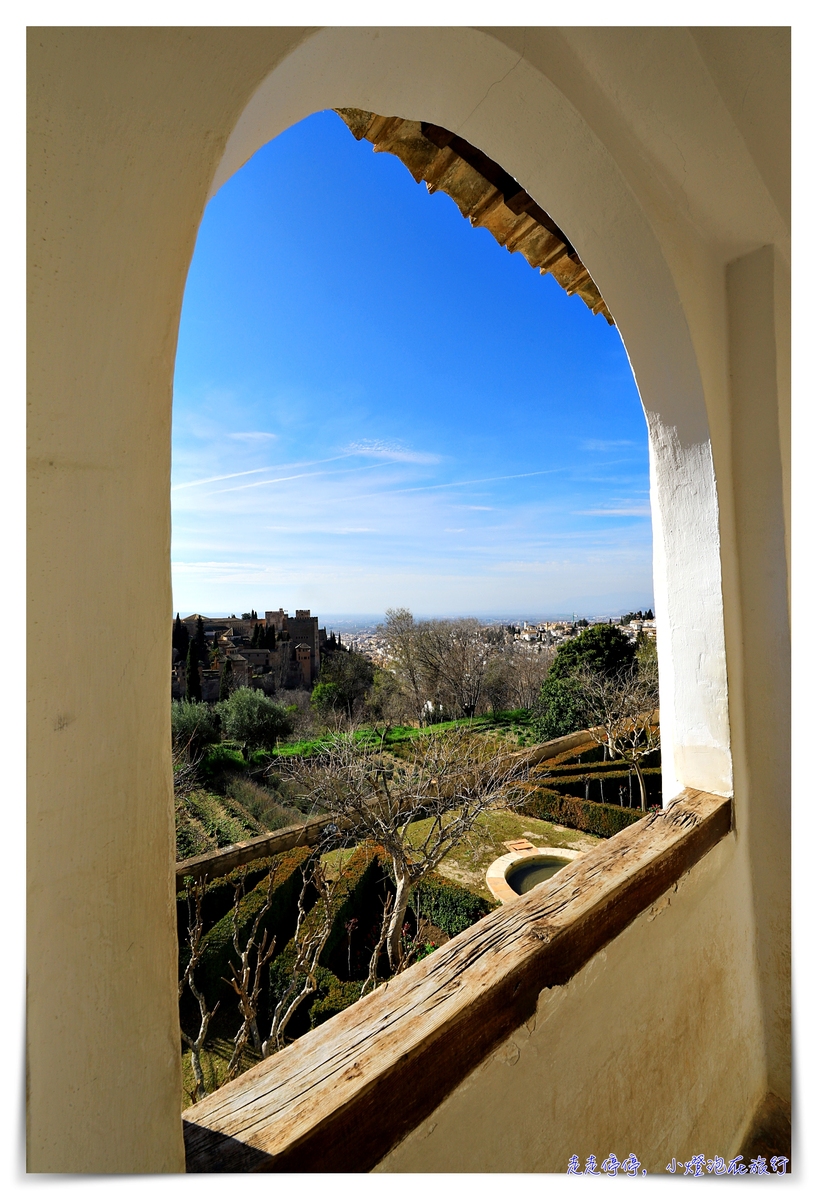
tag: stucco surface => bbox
[27,26,789,1172]
[377,836,766,1172]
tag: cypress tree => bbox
[185,641,202,702]
[263,624,276,650]
[172,613,189,658]
[219,657,234,701]
[195,615,208,666]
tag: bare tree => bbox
[509,644,555,710]
[482,643,556,713]
[262,846,347,1055]
[291,728,527,973]
[381,608,428,723]
[573,664,660,810]
[223,867,278,1079]
[412,618,495,718]
[179,879,220,1103]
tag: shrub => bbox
[175,801,217,862]
[411,873,494,937]
[183,789,258,849]
[225,776,302,832]
[200,742,246,782]
[519,788,645,837]
[310,682,340,713]
[171,699,220,756]
[217,688,295,749]
[308,969,363,1028]
[531,675,589,741]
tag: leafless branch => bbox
[179,878,220,1104]
[223,866,278,1079]
[287,727,528,972]
[572,664,660,810]
[262,847,347,1056]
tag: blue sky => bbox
[171,109,654,621]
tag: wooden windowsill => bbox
[183,788,731,1173]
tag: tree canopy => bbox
[171,699,219,757]
[216,687,294,749]
[173,613,190,659]
[185,641,202,703]
[549,623,635,680]
[316,648,375,718]
[532,624,636,741]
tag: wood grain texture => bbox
[183,788,731,1172]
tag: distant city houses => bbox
[171,607,656,700]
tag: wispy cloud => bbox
[576,503,651,517]
[172,466,277,492]
[580,439,635,452]
[227,431,279,443]
[367,468,560,498]
[172,452,356,492]
[205,458,400,496]
[347,439,441,465]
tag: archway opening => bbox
[172,104,659,1104]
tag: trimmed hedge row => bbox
[542,767,662,807]
[535,754,661,778]
[519,788,647,838]
[178,788,264,857]
[179,846,312,1010]
[411,872,494,937]
[269,848,496,1036]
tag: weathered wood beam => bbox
[183,787,730,1172]
[334,108,614,324]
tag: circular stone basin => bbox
[506,856,569,895]
[485,845,583,904]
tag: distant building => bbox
[173,607,328,696]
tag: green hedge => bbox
[410,871,494,937]
[267,844,385,1038]
[542,767,662,807]
[307,967,363,1028]
[200,743,246,781]
[268,850,495,1040]
[320,846,386,971]
[538,758,651,777]
[519,788,647,838]
[179,846,312,1012]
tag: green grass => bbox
[393,806,601,903]
[265,710,537,760]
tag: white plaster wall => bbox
[27,27,789,1171]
